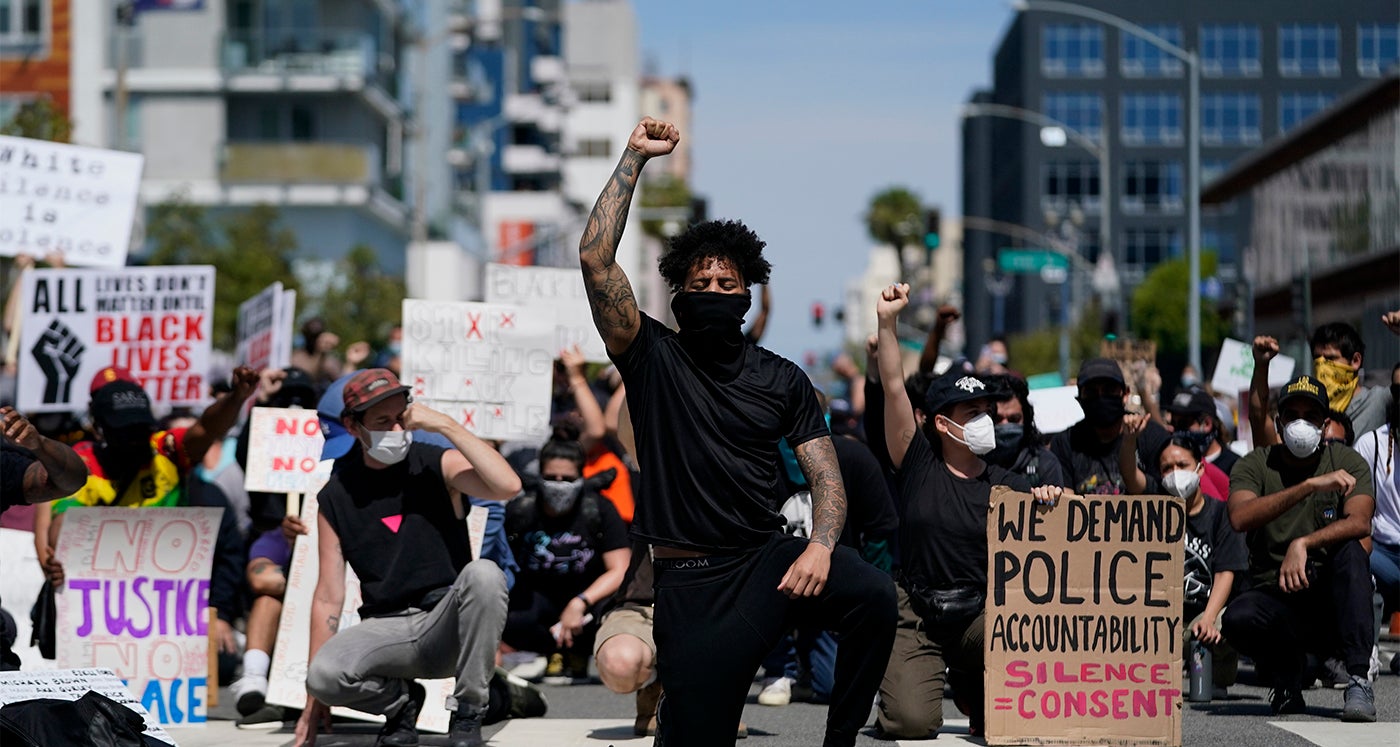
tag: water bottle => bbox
[1188,640,1213,702]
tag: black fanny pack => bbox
[902,577,985,627]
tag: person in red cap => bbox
[296,368,522,747]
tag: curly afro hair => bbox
[657,219,772,293]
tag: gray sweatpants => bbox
[306,559,509,716]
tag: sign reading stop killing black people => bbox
[985,488,1185,747]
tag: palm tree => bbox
[864,187,923,253]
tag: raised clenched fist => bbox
[627,117,680,158]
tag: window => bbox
[1202,229,1237,265]
[1123,228,1181,268]
[1121,24,1183,77]
[1041,92,1102,140]
[1200,24,1261,77]
[1279,24,1340,76]
[290,105,315,141]
[1279,92,1335,133]
[1120,93,1183,145]
[1201,93,1261,145]
[574,81,611,103]
[1041,23,1104,77]
[576,139,610,157]
[1122,160,1183,214]
[1041,161,1101,213]
[0,0,45,56]
[1358,24,1400,75]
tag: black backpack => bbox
[506,468,617,548]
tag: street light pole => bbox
[1015,0,1203,374]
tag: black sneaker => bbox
[497,667,548,719]
[234,703,286,729]
[1269,685,1306,715]
[1340,675,1376,722]
[377,680,425,747]
[448,706,486,747]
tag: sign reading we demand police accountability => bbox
[17,266,214,413]
[985,488,1185,747]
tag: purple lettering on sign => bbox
[69,579,100,637]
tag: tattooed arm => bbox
[776,436,846,599]
[580,117,679,355]
[298,512,347,744]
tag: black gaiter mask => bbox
[1078,396,1127,428]
[671,291,751,380]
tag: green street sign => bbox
[997,248,1069,274]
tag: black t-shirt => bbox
[895,428,1030,590]
[1183,498,1247,616]
[610,314,830,553]
[1049,419,1171,495]
[1206,445,1240,477]
[833,435,899,548]
[512,493,630,605]
[318,442,475,617]
[1,442,37,514]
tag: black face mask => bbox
[1175,428,1214,454]
[671,291,751,379]
[95,426,156,485]
[985,423,1024,467]
[1078,395,1126,427]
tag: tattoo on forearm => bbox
[796,438,847,550]
[327,615,340,633]
[580,151,644,339]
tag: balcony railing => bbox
[221,29,380,80]
[220,142,381,186]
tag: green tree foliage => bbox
[1008,298,1111,378]
[146,201,300,350]
[313,245,406,350]
[864,187,923,250]
[1129,251,1230,355]
[639,175,692,239]
[0,97,73,143]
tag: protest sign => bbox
[16,265,215,413]
[484,263,609,362]
[0,668,176,744]
[235,282,291,371]
[266,493,488,733]
[400,299,554,441]
[243,406,333,494]
[0,528,48,670]
[0,135,145,267]
[985,488,1184,746]
[1210,338,1296,396]
[53,507,224,728]
[1027,385,1084,434]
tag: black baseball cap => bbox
[90,381,157,430]
[273,366,318,408]
[923,370,1009,415]
[1277,374,1329,414]
[1077,358,1126,387]
[1167,389,1214,418]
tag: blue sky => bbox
[632,1,1015,365]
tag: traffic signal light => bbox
[811,302,825,328]
[923,208,941,251]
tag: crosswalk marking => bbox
[1270,721,1398,747]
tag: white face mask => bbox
[946,413,997,456]
[1162,469,1200,500]
[1281,419,1322,458]
[540,478,583,513]
[365,429,412,465]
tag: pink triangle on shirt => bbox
[381,515,403,533]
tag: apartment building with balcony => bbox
[0,0,72,124]
[69,0,415,271]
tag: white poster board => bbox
[16,265,215,413]
[243,406,333,494]
[484,263,609,362]
[1210,337,1296,396]
[53,507,223,728]
[0,135,145,267]
[0,668,176,745]
[235,281,291,371]
[400,299,554,441]
[0,527,50,671]
[1027,385,1085,434]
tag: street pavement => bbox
[165,651,1400,747]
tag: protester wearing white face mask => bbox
[872,283,1061,739]
[1223,374,1379,723]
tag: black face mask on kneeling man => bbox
[671,291,751,380]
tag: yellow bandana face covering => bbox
[1314,357,1359,413]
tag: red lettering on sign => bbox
[466,313,482,340]
[499,313,515,329]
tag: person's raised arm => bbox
[561,346,606,450]
[1248,337,1280,448]
[877,284,915,469]
[185,366,260,465]
[918,304,960,375]
[580,117,678,355]
[3,407,87,502]
[295,512,346,746]
[402,403,522,501]
[1119,413,1150,494]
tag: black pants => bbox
[652,533,897,747]
[1221,539,1374,682]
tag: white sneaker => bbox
[230,674,268,716]
[757,676,793,707]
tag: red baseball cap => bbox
[90,367,139,394]
[341,368,411,415]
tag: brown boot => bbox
[634,681,662,736]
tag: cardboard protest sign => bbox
[0,668,176,744]
[16,266,215,413]
[1210,338,1296,396]
[400,299,554,441]
[0,135,145,267]
[484,263,609,362]
[236,281,291,371]
[243,407,333,494]
[266,493,489,733]
[985,488,1185,747]
[54,507,224,727]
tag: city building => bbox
[1202,72,1399,371]
[0,0,71,125]
[634,72,693,321]
[961,0,1398,361]
[67,0,419,273]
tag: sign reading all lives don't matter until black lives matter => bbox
[985,488,1184,747]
